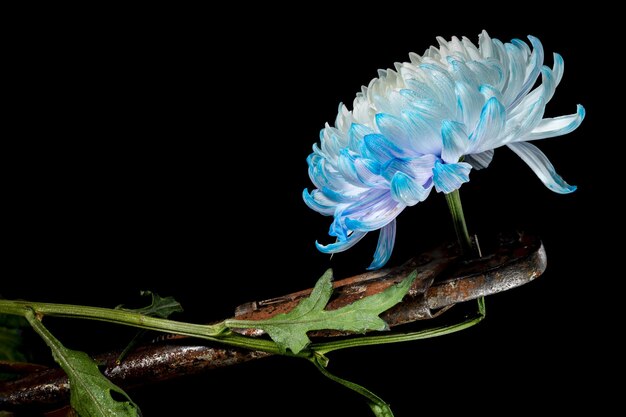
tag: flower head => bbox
[304,31,584,270]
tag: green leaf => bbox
[116,291,183,318]
[227,269,417,354]
[25,309,141,417]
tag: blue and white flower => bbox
[304,31,584,269]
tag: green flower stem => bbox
[311,354,393,417]
[0,299,289,356]
[311,297,485,355]
[445,189,474,256]
[0,296,484,359]
[0,300,225,336]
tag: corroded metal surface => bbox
[235,233,546,336]
[0,234,546,412]
[0,343,269,412]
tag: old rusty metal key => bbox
[0,233,546,412]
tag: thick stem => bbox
[0,300,287,356]
[445,189,474,256]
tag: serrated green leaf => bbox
[25,310,140,417]
[228,269,417,354]
[116,291,183,318]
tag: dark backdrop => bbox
[3,7,618,416]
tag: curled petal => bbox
[432,160,472,193]
[502,42,526,106]
[367,219,397,270]
[552,52,564,87]
[315,231,368,254]
[303,188,337,216]
[507,142,576,194]
[507,35,544,110]
[526,105,585,141]
[390,171,432,206]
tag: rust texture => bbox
[0,233,546,412]
[235,232,546,336]
[0,343,269,412]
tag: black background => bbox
[3,7,619,416]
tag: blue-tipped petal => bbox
[455,81,483,129]
[375,113,413,150]
[362,133,404,163]
[344,197,405,232]
[538,66,556,104]
[432,160,472,193]
[527,105,585,141]
[316,231,368,254]
[507,142,576,194]
[479,84,503,102]
[321,186,368,204]
[354,158,383,187]
[507,35,544,110]
[367,219,397,270]
[400,109,442,154]
[470,97,506,153]
[502,42,526,105]
[552,52,564,87]
[382,154,437,183]
[441,120,469,163]
[348,123,373,153]
[390,171,430,206]
[336,149,360,186]
[302,188,336,216]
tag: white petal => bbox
[400,109,442,155]
[469,97,507,153]
[455,81,483,128]
[479,30,494,58]
[441,120,469,163]
[526,105,585,141]
[465,150,494,170]
[432,160,472,193]
[507,142,576,193]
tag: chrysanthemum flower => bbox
[304,31,584,269]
